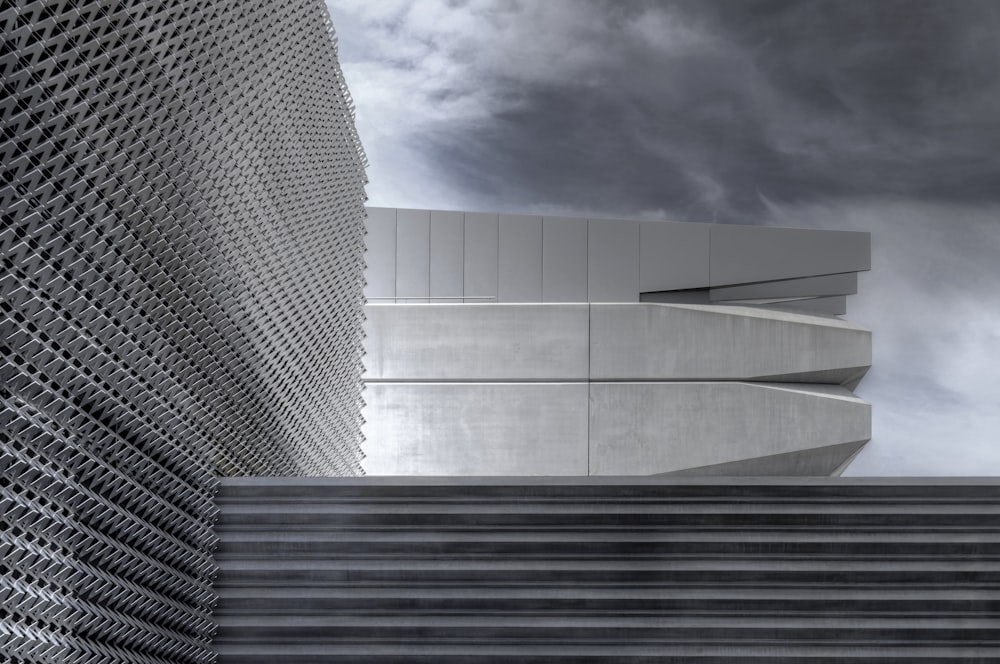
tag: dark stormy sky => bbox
[327,0,1000,475]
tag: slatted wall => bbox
[1,2,367,662]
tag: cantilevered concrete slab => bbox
[361,303,871,476]
[589,383,871,476]
[364,303,870,385]
[589,303,871,384]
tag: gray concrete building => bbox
[361,207,872,476]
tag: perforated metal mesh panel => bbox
[1,1,367,662]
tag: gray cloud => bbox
[331,0,1000,219]
[328,0,1000,475]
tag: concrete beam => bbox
[363,304,590,380]
[590,303,871,383]
[589,382,871,476]
[362,383,589,475]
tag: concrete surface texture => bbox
[589,382,870,475]
[589,303,871,381]
[363,304,590,380]
[211,477,1000,663]
[362,383,589,476]
[361,303,871,476]
[364,207,870,315]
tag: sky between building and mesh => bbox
[327,0,1000,475]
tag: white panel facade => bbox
[638,220,711,292]
[542,216,588,302]
[588,218,639,302]
[710,224,871,286]
[366,207,870,308]
[396,209,431,301]
[498,214,543,302]
[364,207,396,299]
[430,210,464,302]
[464,211,499,302]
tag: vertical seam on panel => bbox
[393,208,398,302]
[708,223,712,289]
[541,217,545,302]
[427,212,431,302]
[461,212,465,301]
[496,214,501,303]
[635,221,640,302]
[536,217,542,301]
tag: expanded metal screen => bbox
[1,1,367,662]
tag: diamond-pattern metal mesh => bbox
[1,1,367,662]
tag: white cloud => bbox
[764,198,1000,475]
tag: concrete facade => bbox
[363,304,590,380]
[362,303,871,476]
[589,382,870,475]
[362,383,590,475]
[361,207,873,478]
[589,303,871,382]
